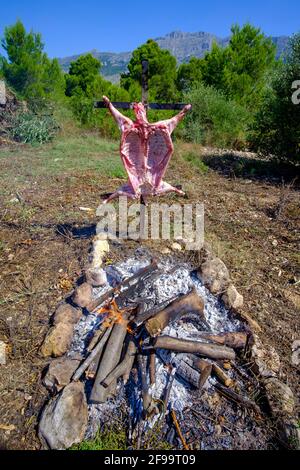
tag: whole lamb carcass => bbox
[102,95,191,203]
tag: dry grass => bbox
[0,134,299,449]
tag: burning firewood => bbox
[101,339,137,388]
[148,335,236,360]
[72,327,112,382]
[90,312,130,403]
[214,382,260,413]
[145,288,206,337]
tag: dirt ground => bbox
[0,135,299,449]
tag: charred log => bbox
[145,288,205,337]
[150,335,236,360]
[90,314,130,403]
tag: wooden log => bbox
[157,351,201,389]
[212,363,233,387]
[145,288,205,337]
[85,350,102,379]
[149,351,156,386]
[90,314,129,403]
[162,367,176,412]
[192,358,212,390]
[138,354,152,414]
[214,382,260,413]
[101,339,136,387]
[150,335,236,360]
[197,331,248,350]
[72,327,112,381]
[87,318,113,352]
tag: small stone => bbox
[38,382,88,449]
[85,267,107,287]
[264,377,295,415]
[291,340,300,367]
[197,257,230,294]
[40,323,74,357]
[222,284,244,310]
[72,282,92,308]
[0,341,7,365]
[43,356,81,392]
[214,424,222,436]
[53,303,82,326]
[160,247,171,255]
[171,242,182,251]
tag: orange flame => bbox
[96,298,128,327]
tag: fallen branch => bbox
[149,335,236,360]
[214,382,260,413]
[145,288,206,337]
[212,363,233,388]
[170,409,189,450]
[72,327,112,381]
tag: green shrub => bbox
[183,83,250,148]
[249,33,300,165]
[10,112,59,144]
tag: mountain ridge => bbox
[58,30,290,83]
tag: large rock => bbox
[197,257,230,294]
[53,303,82,326]
[43,356,81,392]
[40,323,74,357]
[85,267,107,287]
[264,377,295,416]
[38,382,88,449]
[72,282,92,308]
[250,334,281,378]
[222,284,244,309]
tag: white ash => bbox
[68,254,244,438]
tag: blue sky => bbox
[0,0,299,58]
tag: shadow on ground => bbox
[202,152,299,187]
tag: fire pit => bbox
[38,243,278,450]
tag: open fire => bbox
[36,250,276,450]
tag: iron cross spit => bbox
[102,95,192,204]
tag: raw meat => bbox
[102,96,191,203]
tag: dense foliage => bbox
[184,83,250,148]
[249,34,300,164]
[0,20,65,108]
[121,39,179,102]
